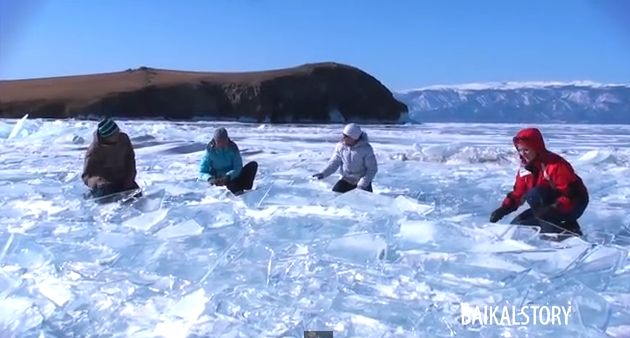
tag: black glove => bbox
[312,173,324,180]
[489,206,509,223]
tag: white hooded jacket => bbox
[320,132,378,188]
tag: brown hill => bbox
[0,62,408,123]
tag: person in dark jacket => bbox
[199,127,258,195]
[489,127,589,238]
[82,118,140,198]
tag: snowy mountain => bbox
[395,81,630,123]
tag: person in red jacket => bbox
[489,128,589,237]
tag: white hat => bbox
[342,123,362,140]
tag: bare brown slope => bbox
[0,62,408,123]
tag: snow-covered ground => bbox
[1,118,629,337]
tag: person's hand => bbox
[88,176,108,188]
[97,178,112,188]
[489,206,509,223]
[213,176,229,186]
[87,177,100,188]
[312,173,324,180]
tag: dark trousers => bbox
[226,161,258,194]
[90,181,140,197]
[87,181,141,203]
[510,186,587,236]
[332,179,373,193]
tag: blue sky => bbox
[1,0,629,90]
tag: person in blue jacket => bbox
[199,127,258,195]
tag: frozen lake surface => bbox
[1,118,629,337]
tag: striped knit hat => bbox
[97,118,120,138]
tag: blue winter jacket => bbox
[198,139,243,181]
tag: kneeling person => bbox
[313,123,378,193]
[489,127,589,238]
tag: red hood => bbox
[513,128,548,164]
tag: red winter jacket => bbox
[501,128,588,214]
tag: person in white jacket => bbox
[313,123,378,193]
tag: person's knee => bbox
[510,209,536,225]
[524,186,541,201]
[243,161,258,177]
[332,180,354,193]
[525,186,551,209]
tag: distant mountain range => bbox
[395,81,630,123]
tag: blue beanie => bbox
[97,118,120,138]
